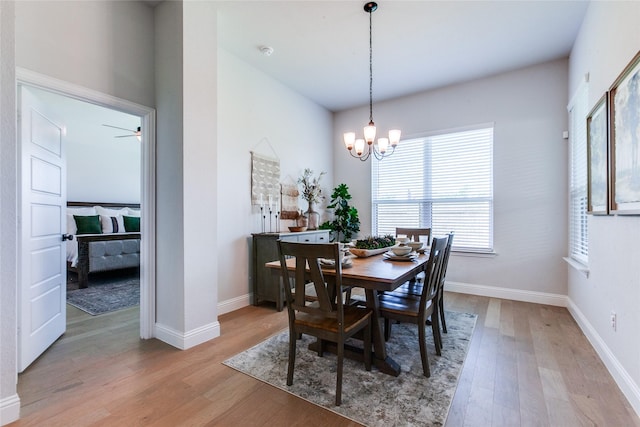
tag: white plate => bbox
[383,251,418,261]
[319,258,353,269]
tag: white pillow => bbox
[67,206,96,216]
[100,214,125,233]
[126,207,141,217]
[95,206,128,217]
[67,214,77,235]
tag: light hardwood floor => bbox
[11,293,640,426]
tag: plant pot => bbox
[306,203,319,230]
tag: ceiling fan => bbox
[102,124,142,141]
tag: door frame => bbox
[17,67,156,338]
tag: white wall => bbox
[0,1,19,424]
[217,48,333,310]
[154,1,220,348]
[154,0,186,340]
[15,0,155,108]
[567,0,640,414]
[334,59,569,298]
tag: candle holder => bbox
[268,207,273,233]
[260,206,265,233]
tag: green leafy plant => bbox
[354,235,396,249]
[319,183,360,243]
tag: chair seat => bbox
[388,281,424,297]
[295,306,371,334]
[378,293,432,317]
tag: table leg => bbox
[365,289,401,376]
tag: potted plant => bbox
[298,168,325,230]
[320,183,360,243]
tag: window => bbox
[372,125,493,252]
[568,83,589,264]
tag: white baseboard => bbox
[567,299,640,417]
[445,281,568,307]
[218,293,251,315]
[0,394,20,426]
[155,321,220,350]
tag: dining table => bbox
[265,249,430,377]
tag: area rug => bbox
[223,310,477,427]
[66,277,139,316]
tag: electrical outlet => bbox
[610,311,617,331]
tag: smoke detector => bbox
[259,46,274,56]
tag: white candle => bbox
[259,193,263,207]
[268,195,272,210]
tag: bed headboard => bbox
[67,201,141,209]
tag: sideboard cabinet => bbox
[252,230,330,311]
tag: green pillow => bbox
[74,215,102,235]
[123,215,140,232]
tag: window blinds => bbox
[568,84,589,264]
[372,126,494,252]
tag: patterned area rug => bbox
[223,310,477,427]
[67,276,139,316]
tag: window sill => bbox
[563,257,589,278]
[452,250,497,258]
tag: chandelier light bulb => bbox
[344,132,356,150]
[364,122,377,145]
[378,137,389,154]
[389,129,401,146]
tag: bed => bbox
[66,201,141,288]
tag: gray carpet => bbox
[67,275,139,316]
[223,310,477,427]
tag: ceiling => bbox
[216,0,590,112]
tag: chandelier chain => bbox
[369,7,373,124]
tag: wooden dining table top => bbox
[265,251,430,291]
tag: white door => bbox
[18,86,67,372]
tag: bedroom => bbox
[28,86,143,318]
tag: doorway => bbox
[16,69,156,367]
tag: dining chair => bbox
[437,232,454,334]
[389,231,455,340]
[395,227,431,291]
[378,235,448,377]
[277,240,372,406]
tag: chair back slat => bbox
[395,227,431,245]
[440,232,455,285]
[419,236,448,309]
[278,241,343,319]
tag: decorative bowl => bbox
[407,241,423,251]
[396,236,410,245]
[288,226,308,232]
[391,245,413,256]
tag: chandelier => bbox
[343,2,401,161]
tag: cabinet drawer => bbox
[314,231,330,243]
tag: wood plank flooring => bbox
[11,293,640,426]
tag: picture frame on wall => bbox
[609,50,640,214]
[586,94,609,215]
